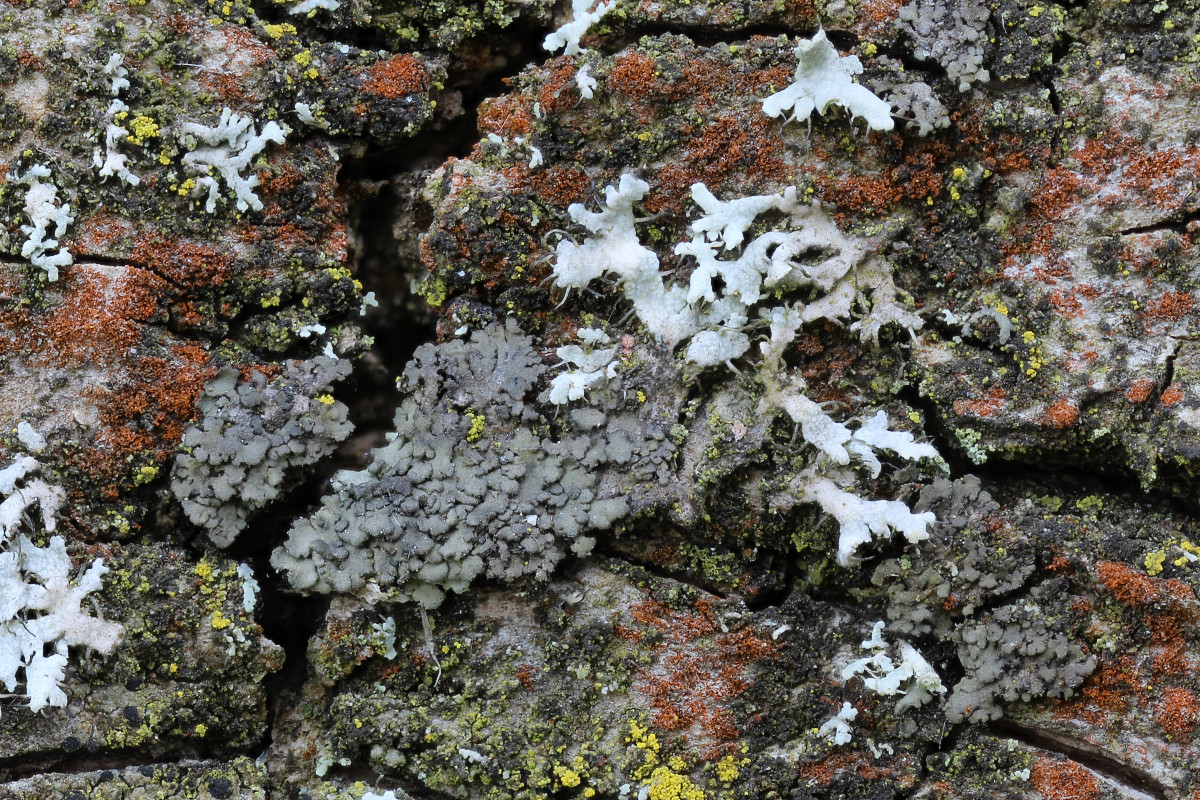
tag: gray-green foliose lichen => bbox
[271,319,676,607]
[171,355,354,547]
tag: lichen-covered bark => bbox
[1,0,1199,799]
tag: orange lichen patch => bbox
[530,165,593,209]
[1062,655,1142,719]
[259,162,304,196]
[798,752,867,785]
[680,58,777,103]
[952,384,1008,418]
[1046,288,1085,319]
[799,750,917,788]
[1048,553,1075,574]
[162,13,197,35]
[622,597,777,758]
[1041,398,1079,429]
[215,24,274,68]
[235,363,281,383]
[130,234,235,289]
[0,264,166,362]
[1160,383,1184,405]
[815,148,947,218]
[1030,167,1091,221]
[13,46,47,70]
[272,222,315,252]
[1145,612,1195,676]
[1144,291,1194,324]
[856,0,902,27]
[361,54,429,99]
[650,114,791,214]
[607,51,659,101]
[1001,221,1072,283]
[536,59,585,117]
[1073,133,1140,177]
[1125,378,1156,404]
[0,264,216,494]
[198,69,255,105]
[477,93,534,137]
[71,213,137,255]
[1094,560,1196,608]
[91,341,214,459]
[1156,687,1200,741]
[514,663,538,690]
[1074,133,1200,213]
[1030,756,1099,800]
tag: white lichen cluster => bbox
[12,164,74,282]
[289,0,341,13]
[548,328,619,405]
[818,700,858,745]
[843,621,945,713]
[93,55,141,187]
[762,30,894,132]
[0,454,122,715]
[543,0,615,55]
[549,176,937,562]
[179,107,287,213]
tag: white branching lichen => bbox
[0,454,122,715]
[843,621,945,712]
[179,108,287,213]
[762,30,894,131]
[548,328,619,405]
[543,0,615,55]
[12,164,74,282]
[550,176,939,561]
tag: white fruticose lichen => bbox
[0,456,122,715]
[762,29,894,131]
[293,101,329,130]
[290,0,341,13]
[93,53,140,186]
[94,99,141,187]
[575,63,598,99]
[103,52,129,96]
[818,701,858,745]
[15,421,46,453]
[550,175,938,562]
[11,164,74,281]
[543,0,615,55]
[548,328,619,405]
[179,107,287,213]
[237,563,260,614]
[843,621,945,712]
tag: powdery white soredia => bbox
[762,29,894,131]
[179,107,287,213]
